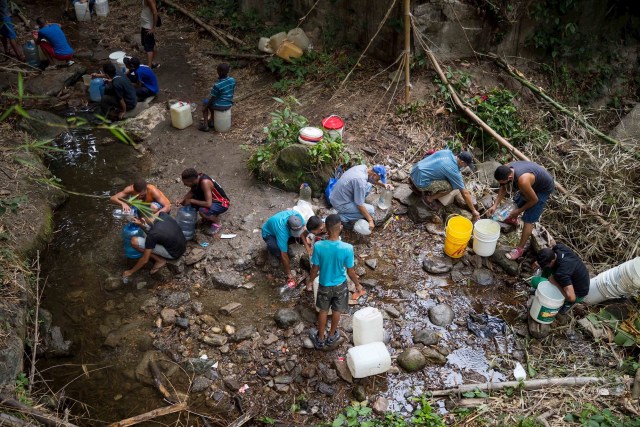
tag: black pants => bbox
[135,86,156,101]
[99,95,135,118]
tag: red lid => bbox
[322,115,344,130]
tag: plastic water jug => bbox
[213,109,232,132]
[377,189,393,210]
[346,341,391,378]
[112,207,137,219]
[299,183,312,203]
[95,0,109,17]
[352,307,384,345]
[275,40,303,62]
[170,102,193,129]
[23,41,40,68]
[74,1,91,21]
[492,201,516,222]
[268,32,287,52]
[89,78,105,102]
[353,219,371,235]
[287,28,311,51]
[122,223,144,259]
[176,206,197,240]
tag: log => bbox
[425,50,624,240]
[107,402,188,427]
[0,412,33,427]
[427,376,603,397]
[0,394,78,427]
[206,51,269,60]
[162,0,244,46]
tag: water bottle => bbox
[377,189,393,210]
[176,206,197,240]
[492,202,516,222]
[89,78,105,102]
[23,41,40,68]
[122,222,144,259]
[112,208,135,219]
[299,183,312,203]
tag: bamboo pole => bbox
[108,402,188,427]
[403,0,411,105]
[424,50,623,240]
[428,376,603,397]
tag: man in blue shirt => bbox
[36,17,74,67]
[200,62,236,132]
[262,210,312,287]
[124,56,159,101]
[409,150,479,220]
[308,214,364,349]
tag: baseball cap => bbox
[372,164,387,184]
[287,214,305,237]
[458,151,474,166]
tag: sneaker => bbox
[204,223,221,236]
[309,330,325,350]
[67,60,75,66]
[506,247,524,260]
[325,331,341,347]
[151,62,160,69]
[198,124,210,132]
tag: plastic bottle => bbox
[492,201,516,222]
[190,102,197,113]
[122,223,144,259]
[176,206,197,240]
[113,207,138,219]
[299,183,312,203]
[23,41,40,68]
[89,78,105,102]
[377,189,393,210]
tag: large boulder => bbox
[122,104,165,141]
[474,161,502,188]
[18,109,67,140]
[259,144,332,194]
[274,308,300,329]
[408,201,437,223]
[610,102,640,150]
[24,64,87,96]
[397,348,426,372]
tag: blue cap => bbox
[372,165,387,184]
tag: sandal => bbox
[198,124,210,132]
[506,247,524,260]
[308,330,325,350]
[325,331,341,347]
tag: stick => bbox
[148,359,179,403]
[162,0,244,46]
[425,50,624,240]
[0,412,33,427]
[28,251,41,394]
[228,408,258,427]
[427,376,603,396]
[0,394,79,427]
[206,51,269,60]
[107,402,188,427]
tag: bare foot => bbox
[150,260,166,274]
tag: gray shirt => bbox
[329,165,368,208]
[140,0,154,29]
[509,161,555,194]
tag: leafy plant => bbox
[267,50,356,92]
[15,372,32,405]
[409,396,446,426]
[433,66,472,111]
[564,403,640,427]
[331,402,374,427]
[462,388,489,398]
[307,134,349,169]
[516,416,545,427]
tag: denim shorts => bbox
[134,237,175,259]
[515,191,552,223]
[198,201,228,217]
[316,282,349,313]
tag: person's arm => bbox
[110,186,133,212]
[357,204,375,230]
[176,189,194,206]
[460,189,480,221]
[547,275,577,303]
[123,249,151,277]
[487,185,507,216]
[508,175,538,219]
[151,188,171,213]
[281,251,293,280]
[146,0,158,33]
[186,180,214,208]
[117,98,127,119]
[347,267,363,293]
[309,264,319,285]
[301,230,313,256]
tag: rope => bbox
[296,0,321,28]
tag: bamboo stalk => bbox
[107,402,188,427]
[427,376,603,397]
[403,0,411,105]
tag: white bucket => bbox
[353,307,384,346]
[321,115,345,139]
[529,280,565,324]
[109,51,126,67]
[584,257,640,305]
[583,277,607,305]
[347,341,391,379]
[95,0,109,17]
[437,190,459,206]
[472,219,500,257]
[74,1,91,21]
[213,109,232,132]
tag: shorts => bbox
[198,201,228,217]
[134,237,175,259]
[204,97,231,112]
[515,191,552,223]
[263,235,300,258]
[409,177,452,195]
[316,282,349,313]
[38,40,74,60]
[141,28,155,52]
[1,16,17,40]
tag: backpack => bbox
[324,165,344,207]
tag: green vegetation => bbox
[433,66,471,111]
[15,372,32,405]
[329,397,445,427]
[564,403,640,427]
[0,195,28,216]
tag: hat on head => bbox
[287,214,305,237]
[458,151,474,166]
[372,164,387,184]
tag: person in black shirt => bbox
[93,62,137,120]
[123,211,186,280]
[535,243,590,314]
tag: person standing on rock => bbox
[533,244,590,314]
[124,56,159,101]
[35,17,74,67]
[487,161,555,260]
[261,210,312,288]
[176,168,230,236]
[93,62,137,120]
[329,164,391,229]
[111,178,171,214]
[140,0,159,68]
[308,214,364,349]
[123,210,186,278]
[199,63,236,132]
[409,150,480,221]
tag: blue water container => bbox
[23,41,40,69]
[89,78,105,102]
[122,222,144,259]
[176,206,197,240]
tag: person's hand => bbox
[507,210,520,221]
[123,270,132,278]
[132,217,144,226]
[122,204,132,214]
[118,110,125,120]
[148,27,155,34]
[368,219,375,230]
[471,210,480,221]
[486,205,497,217]
[175,199,183,207]
[531,261,540,271]
[385,183,394,191]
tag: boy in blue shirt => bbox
[199,62,236,132]
[124,56,159,101]
[308,214,364,350]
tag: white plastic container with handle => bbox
[347,342,391,378]
[352,307,384,346]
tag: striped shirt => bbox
[410,149,465,190]
[210,76,236,110]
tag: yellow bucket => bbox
[444,215,473,258]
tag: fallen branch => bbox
[107,402,188,427]
[207,51,269,60]
[162,0,244,46]
[0,394,78,427]
[0,412,33,427]
[425,50,624,240]
[228,408,258,427]
[148,359,185,404]
[427,376,603,397]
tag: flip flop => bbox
[351,289,366,300]
[506,247,524,260]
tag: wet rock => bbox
[372,206,393,227]
[24,65,87,97]
[232,325,257,342]
[223,376,241,391]
[191,375,213,393]
[18,109,68,140]
[383,305,401,318]
[393,184,417,206]
[122,104,165,142]
[317,382,335,396]
[471,268,494,286]
[373,396,389,414]
[103,276,123,291]
[365,259,378,270]
[422,347,447,365]
[183,358,216,374]
[202,334,227,347]
[425,223,446,236]
[302,337,314,349]
[490,249,520,276]
[185,247,207,265]
[474,161,502,188]
[160,308,177,326]
[407,201,436,223]
[422,256,453,274]
[301,365,316,378]
[360,278,379,288]
[274,308,300,329]
[211,271,243,289]
[353,385,367,401]
[413,329,440,345]
[163,292,190,308]
[429,304,454,327]
[397,348,426,372]
[334,359,353,384]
